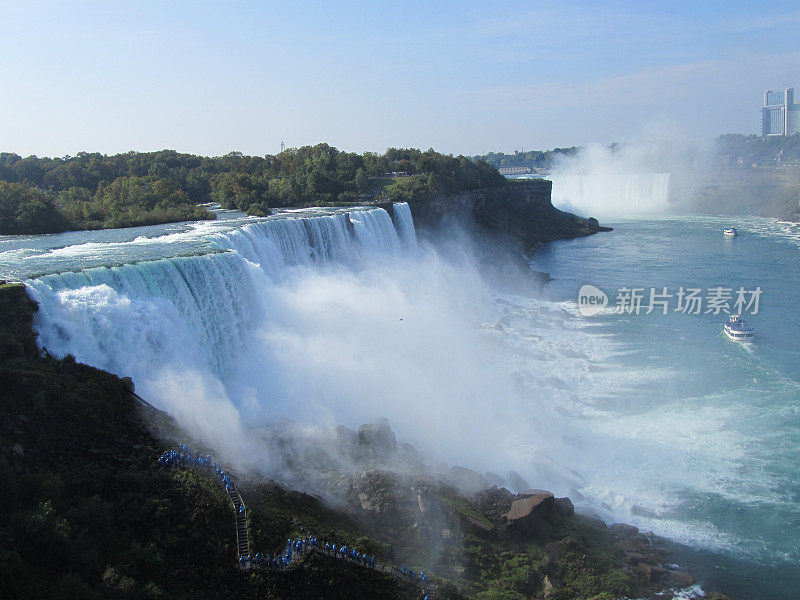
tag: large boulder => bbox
[472,486,515,523]
[504,490,555,528]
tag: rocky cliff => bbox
[408,180,610,252]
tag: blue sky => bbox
[0,1,798,157]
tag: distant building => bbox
[497,166,532,175]
[762,88,800,136]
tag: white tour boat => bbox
[723,227,738,237]
[724,315,754,341]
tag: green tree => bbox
[354,167,369,193]
[0,182,65,234]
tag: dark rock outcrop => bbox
[411,180,611,254]
[472,486,515,523]
[0,283,39,360]
[553,496,575,517]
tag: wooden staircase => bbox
[226,482,251,562]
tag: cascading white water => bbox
[209,212,355,280]
[349,208,402,254]
[26,206,408,382]
[23,199,606,491]
[392,202,417,248]
[550,172,671,217]
[28,251,263,379]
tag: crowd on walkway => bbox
[239,537,379,572]
[158,445,432,598]
[158,445,242,503]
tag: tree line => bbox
[477,134,800,171]
[0,145,504,235]
[475,147,580,170]
[715,133,800,166]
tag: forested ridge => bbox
[0,145,504,235]
[477,134,800,170]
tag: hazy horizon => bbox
[1,1,799,158]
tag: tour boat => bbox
[724,315,754,341]
[723,228,738,236]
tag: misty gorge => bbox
[4,145,800,600]
[3,3,800,595]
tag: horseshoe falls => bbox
[550,171,672,218]
[5,206,800,599]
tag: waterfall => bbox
[209,212,355,280]
[26,205,415,384]
[349,208,401,254]
[550,172,671,218]
[392,202,417,248]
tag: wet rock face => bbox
[346,470,400,514]
[357,420,397,462]
[335,425,358,457]
[342,470,464,574]
[609,521,698,592]
[444,466,488,497]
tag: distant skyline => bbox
[1,1,799,157]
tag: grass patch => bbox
[439,489,492,528]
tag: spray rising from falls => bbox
[545,141,681,218]
[551,172,671,218]
[25,200,751,560]
[26,205,430,465]
[25,200,605,485]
